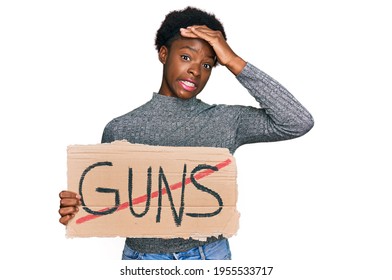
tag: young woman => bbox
[59,6,314,260]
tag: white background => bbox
[1,0,391,279]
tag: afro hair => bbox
[155,6,226,52]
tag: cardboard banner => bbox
[66,141,239,240]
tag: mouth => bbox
[179,79,197,92]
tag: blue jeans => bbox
[122,239,231,260]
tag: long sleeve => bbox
[234,63,314,146]
[97,63,314,253]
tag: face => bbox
[158,37,216,100]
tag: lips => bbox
[179,79,197,92]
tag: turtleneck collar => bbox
[150,92,201,112]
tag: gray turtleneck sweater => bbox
[101,62,314,253]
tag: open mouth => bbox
[179,80,197,91]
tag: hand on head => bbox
[180,25,246,75]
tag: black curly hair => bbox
[155,6,226,52]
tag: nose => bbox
[187,62,201,77]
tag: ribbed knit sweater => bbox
[101,62,314,253]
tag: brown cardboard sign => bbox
[66,141,239,240]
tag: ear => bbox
[158,46,168,64]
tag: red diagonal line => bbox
[76,158,232,224]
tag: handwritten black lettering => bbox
[187,164,223,218]
[79,161,120,215]
[156,164,187,226]
[128,167,152,217]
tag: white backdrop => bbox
[1,0,391,279]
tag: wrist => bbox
[225,55,247,76]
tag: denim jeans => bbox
[122,239,231,260]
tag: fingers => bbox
[59,191,81,206]
[60,197,81,207]
[180,25,222,41]
[59,190,80,200]
[59,213,75,226]
[180,25,235,65]
[59,205,79,216]
[180,27,198,38]
[180,25,246,74]
[59,206,78,225]
[59,190,81,225]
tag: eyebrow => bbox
[179,45,216,60]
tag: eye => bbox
[203,63,212,69]
[181,55,190,61]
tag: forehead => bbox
[170,38,216,58]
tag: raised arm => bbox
[234,63,314,146]
[181,25,313,146]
